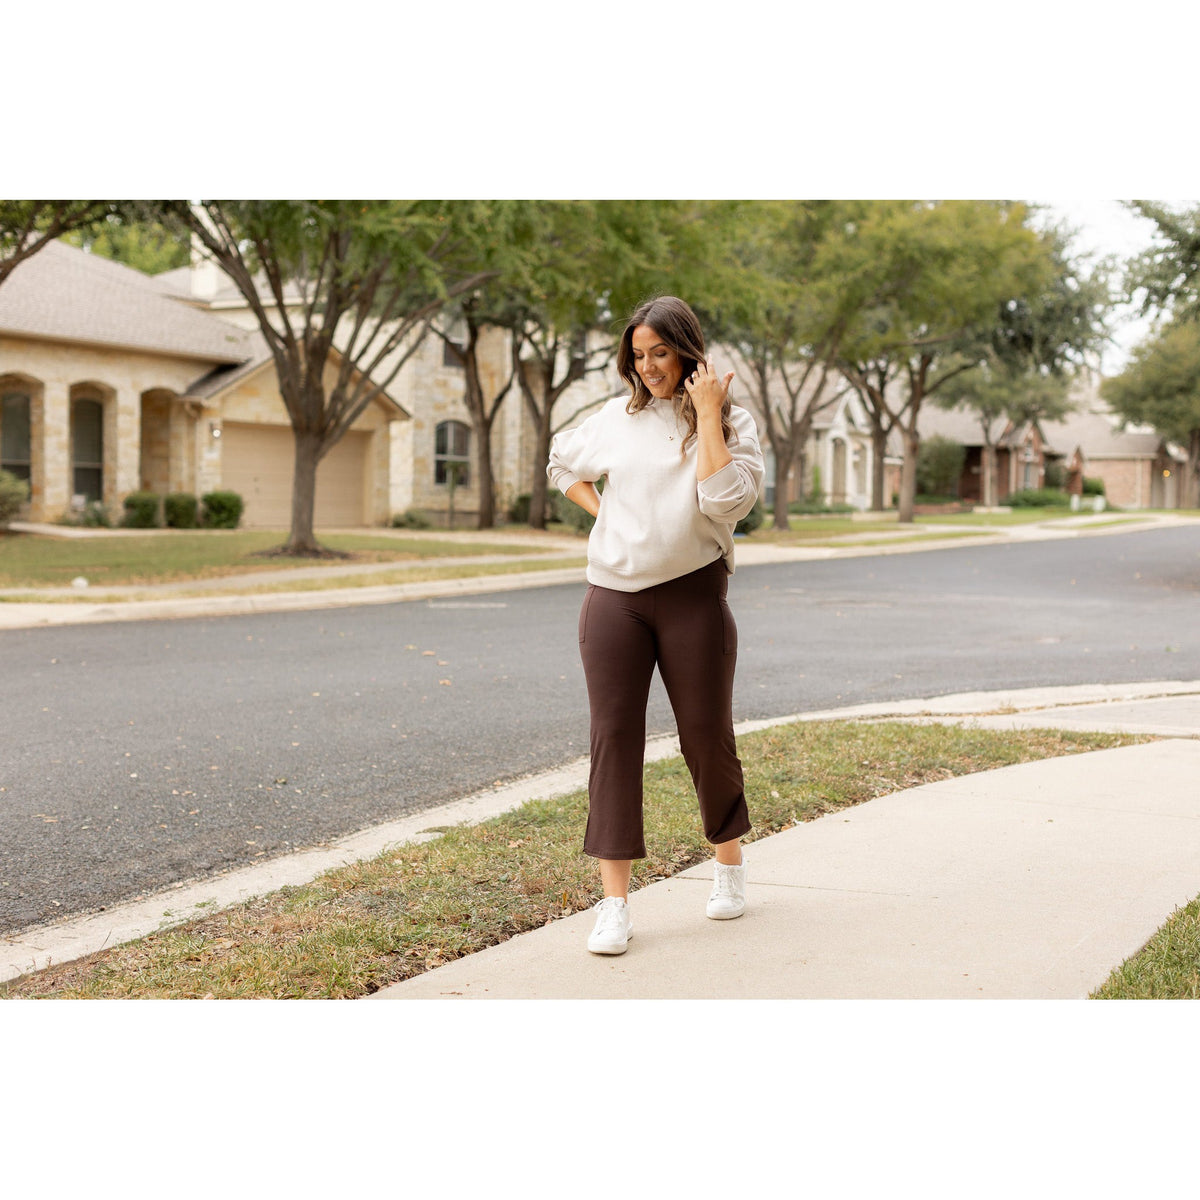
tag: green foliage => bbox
[201,490,244,530]
[391,509,432,530]
[735,498,764,535]
[1005,488,1072,507]
[1125,201,1200,321]
[788,499,856,515]
[1102,318,1200,447]
[121,490,161,528]
[808,464,823,502]
[164,492,199,529]
[0,201,122,287]
[62,218,189,276]
[916,435,966,498]
[1043,461,1067,490]
[0,468,29,525]
[58,501,112,528]
[1082,476,1106,496]
[508,494,534,524]
[551,490,596,534]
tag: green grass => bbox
[1092,896,1200,998]
[1,720,1143,1000]
[0,530,552,589]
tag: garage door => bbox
[220,423,370,528]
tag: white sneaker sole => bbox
[588,922,633,954]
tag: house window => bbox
[1,391,32,485]
[72,397,104,502]
[442,339,466,368]
[434,420,470,486]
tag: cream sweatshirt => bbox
[547,395,765,592]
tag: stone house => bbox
[161,249,621,528]
[0,240,621,530]
[0,240,405,527]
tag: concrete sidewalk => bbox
[372,681,1200,1000]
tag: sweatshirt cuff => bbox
[698,459,756,519]
[548,466,582,494]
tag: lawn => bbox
[0,529,552,589]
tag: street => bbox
[2,525,1198,934]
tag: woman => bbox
[547,295,764,955]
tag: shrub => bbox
[1043,461,1067,490]
[508,494,533,524]
[1083,476,1106,496]
[164,492,199,529]
[391,509,432,530]
[735,498,765,535]
[0,468,29,527]
[201,490,244,529]
[788,499,856,515]
[916,435,965,499]
[551,489,596,534]
[1005,488,1072,508]
[58,500,112,527]
[121,490,161,528]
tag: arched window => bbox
[434,420,470,486]
[1,390,32,485]
[72,397,104,502]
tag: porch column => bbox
[107,385,141,507]
[34,381,70,520]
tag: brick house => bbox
[916,370,1187,510]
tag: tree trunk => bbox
[871,422,888,510]
[475,419,496,529]
[285,427,322,554]
[981,442,996,508]
[529,409,553,529]
[1186,429,1200,509]
[769,432,792,530]
[520,356,554,531]
[898,425,920,524]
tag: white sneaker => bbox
[587,896,632,955]
[706,859,746,920]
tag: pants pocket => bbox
[720,599,737,655]
[579,586,595,644]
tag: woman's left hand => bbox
[684,356,734,420]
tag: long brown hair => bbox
[617,296,733,452]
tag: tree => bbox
[432,200,699,530]
[431,293,517,530]
[1102,319,1200,508]
[1125,201,1200,320]
[698,201,864,529]
[934,215,1111,506]
[837,350,901,511]
[831,201,1070,522]
[62,215,189,275]
[0,200,120,287]
[512,200,694,529]
[153,200,495,555]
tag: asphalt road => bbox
[3,525,1199,934]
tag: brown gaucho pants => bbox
[578,557,752,860]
